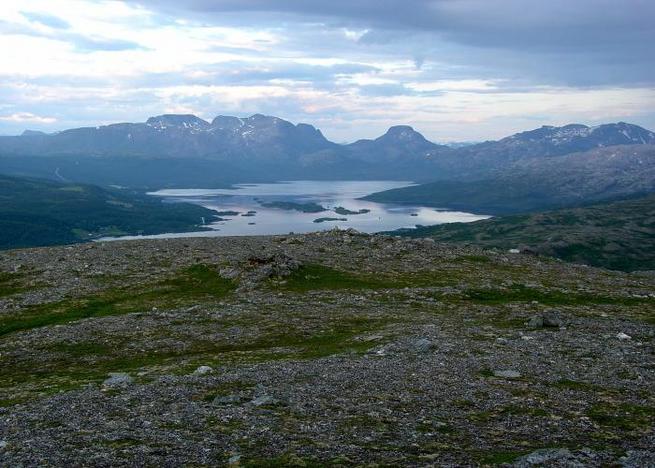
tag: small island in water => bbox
[334,206,371,215]
[313,217,348,223]
[260,201,327,213]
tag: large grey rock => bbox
[212,394,243,406]
[102,372,133,389]
[542,309,564,327]
[192,365,214,376]
[251,395,280,407]
[514,448,577,466]
[527,316,544,329]
[527,310,563,329]
[413,338,435,353]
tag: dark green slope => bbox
[394,194,655,272]
[0,175,216,250]
[365,145,655,214]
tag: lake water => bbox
[101,180,489,240]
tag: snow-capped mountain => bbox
[0,116,653,187]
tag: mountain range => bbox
[1,114,653,188]
[365,144,655,213]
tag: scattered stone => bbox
[212,394,243,406]
[0,232,652,466]
[520,246,539,256]
[251,395,279,407]
[616,332,632,340]
[527,316,544,329]
[514,448,575,466]
[412,338,434,353]
[542,309,564,327]
[102,372,133,389]
[527,310,564,329]
[228,454,242,465]
[192,365,213,376]
[0,440,7,450]
[619,450,655,467]
[493,370,522,379]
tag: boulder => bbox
[413,338,435,353]
[193,365,214,376]
[102,372,133,389]
[212,394,243,406]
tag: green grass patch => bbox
[0,271,27,297]
[461,255,492,263]
[470,404,548,423]
[198,381,256,402]
[552,379,605,392]
[464,284,650,306]
[0,264,236,337]
[0,312,392,403]
[587,402,655,431]
[276,263,466,292]
[275,264,401,292]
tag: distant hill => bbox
[0,114,335,160]
[1,116,653,187]
[365,144,655,214]
[439,122,655,179]
[393,194,655,272]
[0,175,217,249]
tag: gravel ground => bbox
[0,230,653,466]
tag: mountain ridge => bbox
[1,115,654,189]
[3,114,653,158]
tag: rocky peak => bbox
[506,122,655,147]
[210,115,244,131]
[378,125,427,143]
[145,114,210,131]
[21,130,48,137]
[590,122,655,145]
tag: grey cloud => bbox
[119,61,380,90]
[128,0,655,87]
[358,84,415,97]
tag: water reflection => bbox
[102,180,490,240]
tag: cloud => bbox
[69,35,145,52]
[0,112,57,124]
[129,0,655,87]
[0,0,653,141]
[21,11,70,29]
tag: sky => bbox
[1,0,654,142]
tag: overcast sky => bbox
[1,0,654,141]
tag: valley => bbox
[2,2,653,466]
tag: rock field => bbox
[0,229,653,466]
